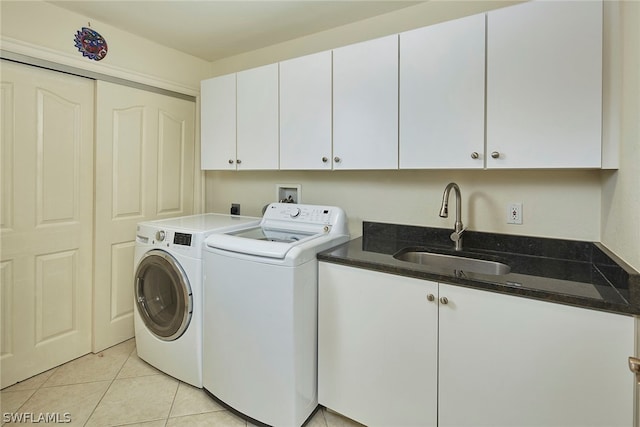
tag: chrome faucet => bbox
[439,182,465,251]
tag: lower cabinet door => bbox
[438,284,635,427]
[318,263,438,426]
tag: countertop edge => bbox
[317,251,640,317]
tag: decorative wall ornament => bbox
[74,26,108,61]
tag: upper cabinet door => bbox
[333,35,399,170]
[400,13,485,169]
[280,51,332,170]
[486,1,602,169]
[237,63,279,170]
[201,74,237,170]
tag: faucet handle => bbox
[450,228,466,242]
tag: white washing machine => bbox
[202,203,349,426]
[133,213,260,387]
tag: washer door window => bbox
[135,250,193,341]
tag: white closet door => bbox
[94,81,195,351]
[1,61,94,388]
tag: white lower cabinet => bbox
[319,263,438,426]
[318,262,635,427]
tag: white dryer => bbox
[202,203,349,426]
[134,213,259,387]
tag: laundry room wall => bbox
[203,1,640,272]
[207,1,521,76]
[600,1,640,273]
[0,0,209,94]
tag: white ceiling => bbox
[48,1,422,62]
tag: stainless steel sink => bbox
[393,249,511,276]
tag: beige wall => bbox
[0,0,210,94]
[205,1,640,272]
[206,169,601,242]
[601,1,640,271]
[1,1,636,270]
[208,1,520,76]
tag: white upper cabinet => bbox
[202,0,606,171]
[201,73,236,170]
[333,35,399,170]
[486,0,603,168]
[279,51,332,170]
[201,64,279,170]
[236,63,279,170]
[400,13,485,169]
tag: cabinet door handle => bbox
[629,357,640,382]
[228,159,234,164]
[236,159,242,164]
[491,151,501,159]
[439,297,449,305]
[334,156,341,163]
[322,157,329,163]
[471,152,479,159]
[426,294,435,302]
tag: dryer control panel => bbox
[173,232,193,246]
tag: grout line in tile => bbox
[82,341,136,427]
[166,379,181,425]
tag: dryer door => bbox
[134,250,193,341]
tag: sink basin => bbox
[393,248,511,276]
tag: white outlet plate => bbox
[507,202,523,225]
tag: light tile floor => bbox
[1,339,363,427]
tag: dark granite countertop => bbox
[317,222,640,316]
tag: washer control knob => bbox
[290,208,301,218]
[155,230,166,242]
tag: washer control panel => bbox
[265,203,333,225]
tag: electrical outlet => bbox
[507,202,523,225]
